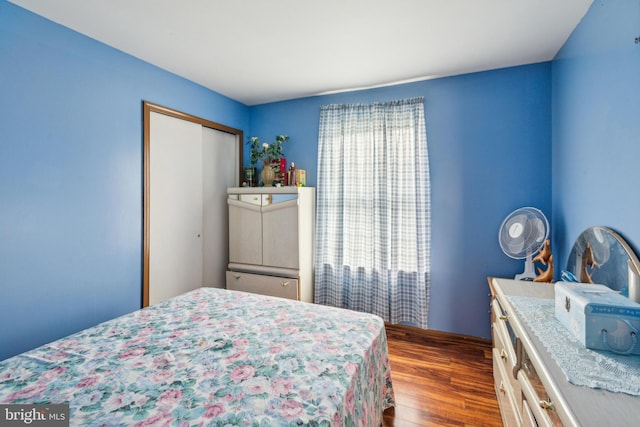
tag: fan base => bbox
[515,257,537,281]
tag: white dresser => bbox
[489,277,640,427]
[226,187,315,302]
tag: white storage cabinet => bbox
[226,187,315,302]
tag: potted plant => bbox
[264,135,289,162]
[246,135,289,186]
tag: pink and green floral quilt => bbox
[0,287,394,426]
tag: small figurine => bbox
[288,162,297,187]
[580,242,598,284]
[533,239,551,265]
[533,239,554,282]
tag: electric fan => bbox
[498,207,550,280]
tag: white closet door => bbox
[202,127,238,287]
[149,112,204,305]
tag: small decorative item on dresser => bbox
[288,162,297,186]
[533,239,554,282]
[276,158,287,185]
[261,159,275,186]
[243,167,257,187]
[554,281,640,355]
[295,169,306,187]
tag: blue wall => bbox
[552,0,640,273]
[249,64,552,338]
[0,1,249,360]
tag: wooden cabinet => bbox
[227,187,315,302]
[489,277,640,427]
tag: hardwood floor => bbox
[382,324,502,427]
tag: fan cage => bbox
[498,207,549,260]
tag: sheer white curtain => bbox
[314,97,431,328]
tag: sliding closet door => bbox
[149,111,204,305]
[202,127,238,287]
[143,102,242,307]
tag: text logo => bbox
[0,404,69,426]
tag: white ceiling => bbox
[10,0,593,106]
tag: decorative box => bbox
[554,281,640,355]
[295,169,306,186]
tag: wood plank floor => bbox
[382,324,503,427]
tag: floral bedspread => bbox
[0,288,394,426]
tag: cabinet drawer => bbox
[226,271,299,300]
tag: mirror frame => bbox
[567,226,640,295]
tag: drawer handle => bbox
[500,349,508,361]
[280,281,290,287]
[513,337,523,379]
[499,315,508,321]
[233,274,241,280]
[499,381,506,395]
[539,399,554,411]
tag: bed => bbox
[0,287,395,426]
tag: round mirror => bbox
[566,226,640,299]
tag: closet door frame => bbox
[142,101,243,307]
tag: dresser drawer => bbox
[521,398,537,427]
[518,362,563,426]
[518,369,561,427]
[493,347,521,427]
[226,271,299,300]
[491,301,522,403]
